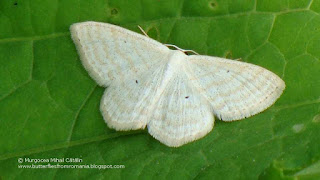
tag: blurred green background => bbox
[0,0,320,179]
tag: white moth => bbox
[70,22,285,147]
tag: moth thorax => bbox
[168,50,186,69]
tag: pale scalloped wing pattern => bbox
[186,55,286,121]
[100,60,168,131]
[70,22,169,87]
[147,70,214,147]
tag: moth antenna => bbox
[137,25,150,38]
[164,44,199,55]
[137,26,198,55]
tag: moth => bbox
[70,22,285,147]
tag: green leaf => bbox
[0,0,319,179]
